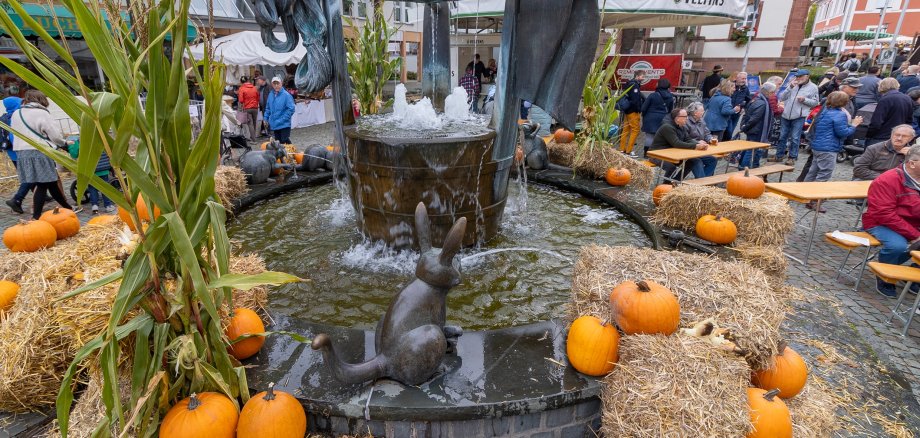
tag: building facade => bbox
[811,0,920,53]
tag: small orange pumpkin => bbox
[237,382,307,438]
[292,153,305,165]
[652,184,674,206]
[566,315,620,376]
[727,167,765,199]
[605,168,631,186]
[609,280,680,335]
[2,220,57,252]
[226,308,266,360]
[118,195,162,232]
[39,207,80,240]
[752,340,808,399]
[554,129,575,144]
[0,280,19,313]
[160,392,238,438]
[325,145,334,152]
[86,214,119,226]
[746,388,792,438]
[695,215,737,245]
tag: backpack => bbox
[0,112,11,151]
[845,59,859,72]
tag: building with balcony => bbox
[811,0,920,53]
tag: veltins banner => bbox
[610,54,684,92]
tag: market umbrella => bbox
[813,30,894,42]
[451,0,748,30]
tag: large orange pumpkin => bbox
[118,195,161,232]
[727,167,765,199]
[159,392,238,438]
[605,168,631,186]
[238,382,307,438]
[39,207,80,240]
[0,280,19,313]
[2,220,57,252]
[566,315,620,376]
[746,388,792,438]
[87,214,119,226]
[554,129,575,144]
[226,308,266,360]
[751,341,808,399]
[695,215,737,245]
[609,280,680,335]
[652,184,673,206]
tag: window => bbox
[865,0,901,11]
[867,24,889,33]
[358,0,367,18]
[733,3,759,29]
[393,1,411,23]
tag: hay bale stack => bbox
[227,252,269,314]
[787,377,841,438]
[654,184,794,246]
[734,242,788,288]
[0,152,17,193]
[571,245,786,370]
[546,140,577,167]
[46,370,132,438]
[214,165,249,211]
[601,334,752,437]
[546,140,654,187]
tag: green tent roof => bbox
[813,30,893,42]
[0,3,197,41]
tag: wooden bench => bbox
[685,164,795,186]
[824,231,881,291]
[870,262,920,337]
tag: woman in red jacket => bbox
[237,76,261,142]
[863,144,920,297]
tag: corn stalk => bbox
[0,1,299,436]
[577,35,623,161]
[345,7,401,115]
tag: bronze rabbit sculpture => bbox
[311,202,466,385]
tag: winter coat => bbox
[1,96,21,157]
[699,73,722,101]
[258,83,271,111]
[856,75,881,103]
[640,88,674,134]
[649,116,697,152]
[10,103,66,151]
[740,93,773,143]
[779,80,820,120]
[898,75,919,93]
[853,140,907,181]
[868,90,914,140]
[622,79,644,114]
[237,83,260,109]
[221,101,243,136]
[704,91,734,132]
[862,166,920,241]
[730,83,751,108]
[686,115,712,143]
[808,107,855,153]
[264,88,296,130]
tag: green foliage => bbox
[578,35,623,156]
[0,0,299,436]
[805,4,818,39]
[346,8,401,115]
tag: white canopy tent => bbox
[451,0,749,29]
[187,31,306,66]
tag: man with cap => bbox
[699,65,723,106]
[797,76,862,181]
[264,76,296,144]
[774,69,819,166]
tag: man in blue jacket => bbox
[264,76,296,144]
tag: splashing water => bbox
[444,86,471,121]
[392,83,441,130]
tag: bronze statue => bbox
[311,203,466,385]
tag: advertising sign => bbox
[747,76,761,96]
[610,54,684,91]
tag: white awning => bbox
[187,31,306,66]
[451,0,748,29]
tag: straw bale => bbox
[227,252,269,314]
[546,140,654,187]
[787,377,841,438]
[214,165,249,212]
[733,242,788,288]
[0,152,17,193]
[571,245,786,370]
[654,184,794,246]
[601,334,752,437]
[546,140,577,167]
[46,369,132,438]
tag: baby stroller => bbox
[220,132,251,166]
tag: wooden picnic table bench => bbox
[685,164,795,186]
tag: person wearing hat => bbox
[773,69,819,165]
[237,76,260,142]
[699,65,723,106]
[797,76,863,182]
[220,94,243,137]
[264,76,296,144]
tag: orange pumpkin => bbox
[695,215,737,245]
[118,195,162,232]
[260,141,270,150]
[2,220,57,252]
[325,145,334,152]
[752,341,808,399]
[566,315,620,376]
[237,382,307,438]
[609,280,680,335]
[39,207,80,240]
[160,392,238,438]
[652,184,674,206]
[727,167,765,199]
[746,388,792,438]
[226,308,266,360]
[554,129,575,144]
[605,168,631,186]
[87,214,119,226]
[0,280,19,313]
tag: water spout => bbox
[461,247,569,264]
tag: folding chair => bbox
[824,231,880,291]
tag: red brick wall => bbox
[782,0,811,59]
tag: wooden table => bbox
[646,140,771,183]
[765,180,872,265]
